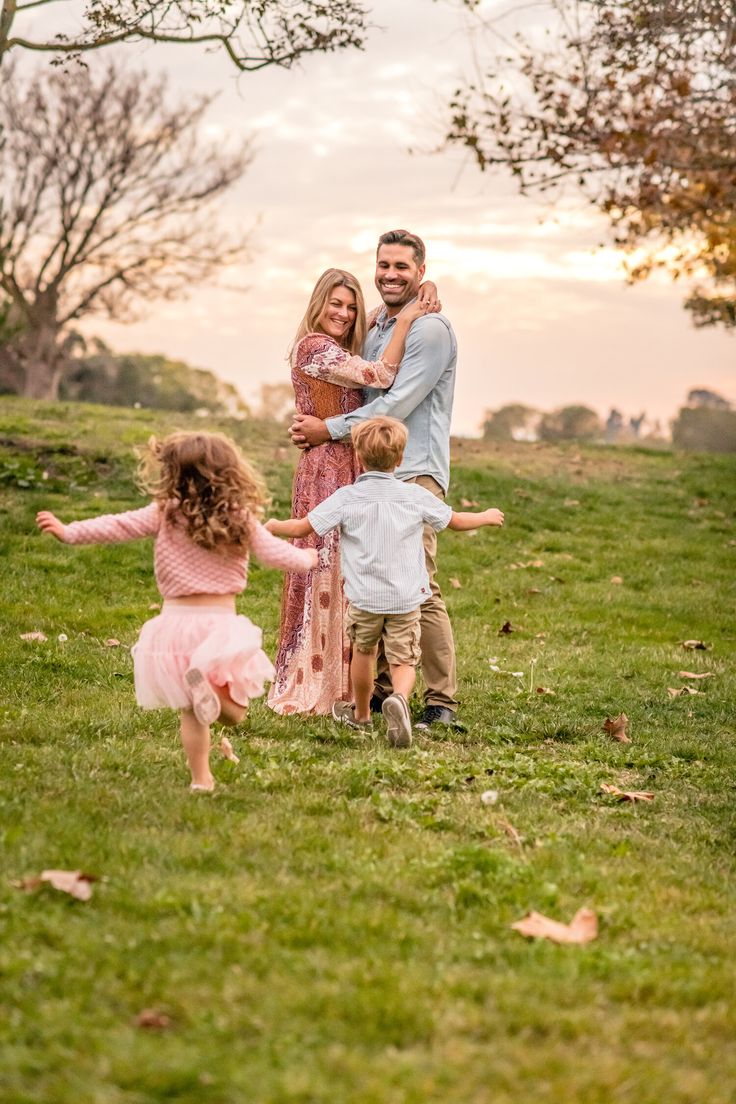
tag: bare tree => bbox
[0,0,370,70]
[0,60,251,398]
[446,0,736,328]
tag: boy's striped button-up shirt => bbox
[308,471,452,614]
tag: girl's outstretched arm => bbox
[249,518,317,572]
[36,502,160,544]
[36,511,66,540]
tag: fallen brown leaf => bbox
[603,713,630,743]
[20,631,47,642]
[526,587,541,595]
[511,907,598,945]
[103,638,121,648]
[681,639,709,650]
[564,498,580,507]
[678,671,714,680]
[535,686,555,696]
[219,736,240,764]
[600,783,654,803]
[135,1008,172,1031]
[497,816,524,849]
[498,621,515,635]
[449,577,462,589]
[667,686,701,697]
[460,498,479,507]
[610,575,624,585]
[14,869,97,901]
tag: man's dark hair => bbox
[377,229,426,266]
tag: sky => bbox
[19,0,736,434]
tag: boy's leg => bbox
[374,477,458,716]
[381,610,421,748]
[180,709,214,790]
[342,605,384,725]
[388,662,416,701]
[351,645,378,723]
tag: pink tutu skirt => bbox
[132,607,275,711]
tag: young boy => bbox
[266,416,504,747]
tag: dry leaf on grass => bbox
[668,686,701,697]
[14,869,97,901]
[681,639,709,650]
[512,907,598,944]
[20,631,47,642]
[103,638,120,648]
[134,1008,172,1031]
[610,575,624,585]
[497,816,524,849]
[460,498,479,507]
[600,783,654,803]
[499,620,516,634]
[536,686,556,695]
[564,498,580,507]
[603,713,630,743]
[449,577,462,589]
[526,587,542,595]
[678,671,714,680]
[219,736,240,764]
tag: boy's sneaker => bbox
[382,693,413,748]
[185,668,221,726]
[331,700,372,731]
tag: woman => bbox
[267,268,432,715]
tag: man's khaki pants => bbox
[374,475,458,711]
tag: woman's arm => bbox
[297,299,430,391]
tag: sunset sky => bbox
[24,1,735,433]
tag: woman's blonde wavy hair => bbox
[293,268,367,356]
[138,431,266,555]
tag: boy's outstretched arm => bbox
[448,508,505,532]
[264,516,315,539]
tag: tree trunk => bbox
[20,322,65,400]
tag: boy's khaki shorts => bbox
[346,603,422,667]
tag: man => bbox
[290,229,460,730]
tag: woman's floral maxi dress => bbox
[267,332,396,715]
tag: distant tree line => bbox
[482,390,736,452]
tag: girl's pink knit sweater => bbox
[60,501,313,598]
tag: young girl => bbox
[36,431,316,792]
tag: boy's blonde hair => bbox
[138,431,266,554]
[351,416,408,472]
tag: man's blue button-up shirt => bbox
[325,307,457,494]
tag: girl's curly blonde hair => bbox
[138,431,266,554]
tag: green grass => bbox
[1,396,735,1103]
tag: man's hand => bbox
[36,511,65,540]
[289,414,331,449]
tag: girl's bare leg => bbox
[213,684,248,727]
[180,709,214,790]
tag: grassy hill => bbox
[1,397,734,1103]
